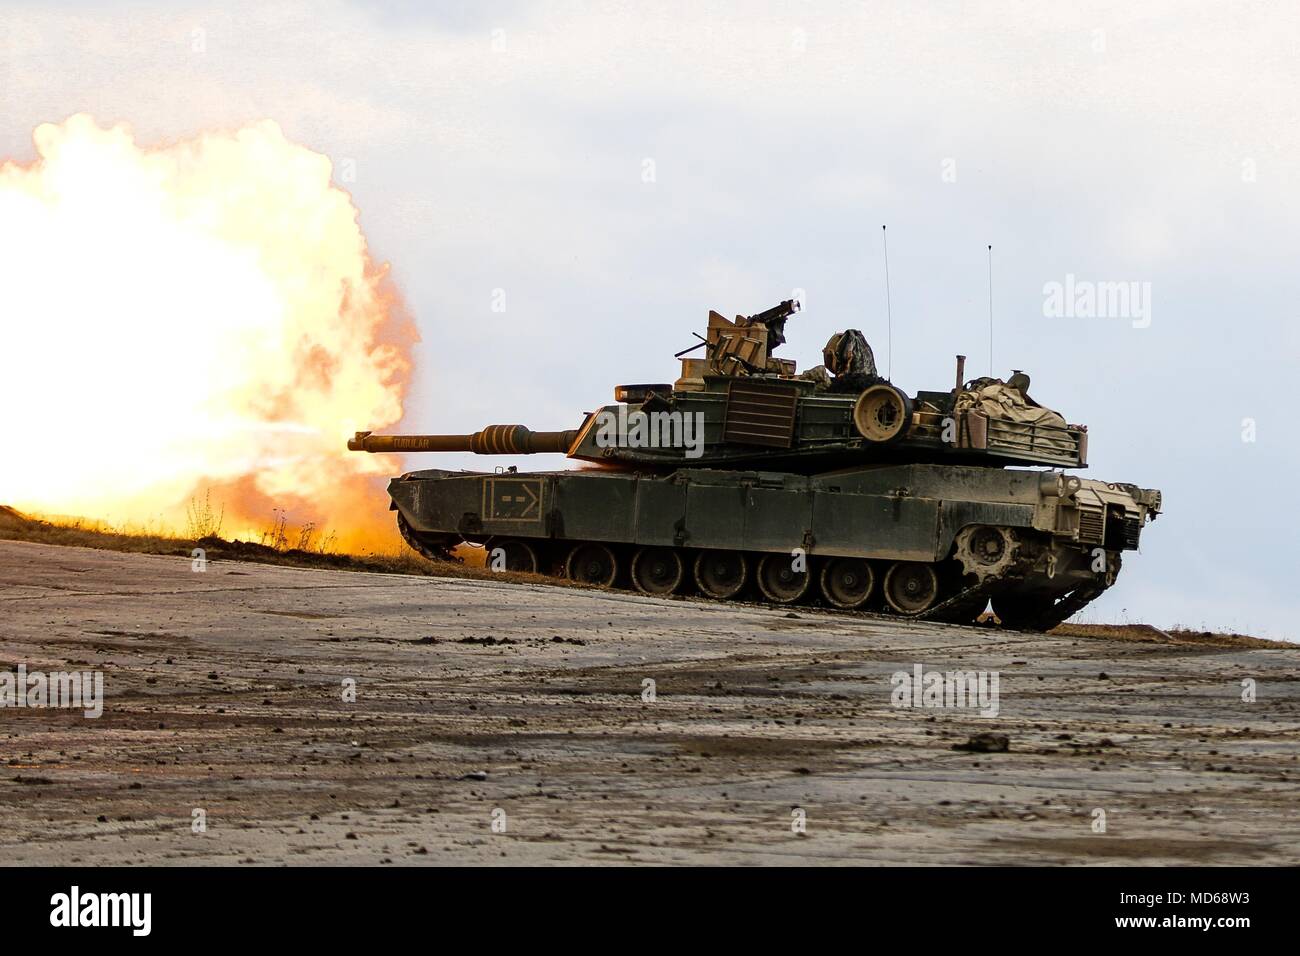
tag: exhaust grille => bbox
[723,380,799,448]
[1123,516,1142,549]
[1077,507,1104,543]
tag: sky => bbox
[2,0,1298,639]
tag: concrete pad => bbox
[0,540,1296,865]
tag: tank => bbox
[349,300,1162,631]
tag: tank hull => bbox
[388,462,1159,630]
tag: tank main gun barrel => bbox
[348,424,579,455]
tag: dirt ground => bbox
[1,538,1297,865]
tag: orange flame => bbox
[0,115,414,551]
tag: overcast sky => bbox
[3,1,1298,639]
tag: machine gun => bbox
[674,298,801,364]
[741,298,799,351]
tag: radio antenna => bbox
[986,244,994,376]
[882,225,893,380]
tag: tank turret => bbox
[351,301,1088,472]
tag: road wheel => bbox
[693,550,748,600]
[852,383,913,443]
[819,557,875,609]
[565,542,618,587]
[756,553,812,604]
[992,594,1057,631]
[631,547,685,596]
[486,538,539,574]
[883,561,940,615]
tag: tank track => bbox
[397,514,461,563]
[398,521,1111,632]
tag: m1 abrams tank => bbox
[350,300,1162,630]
